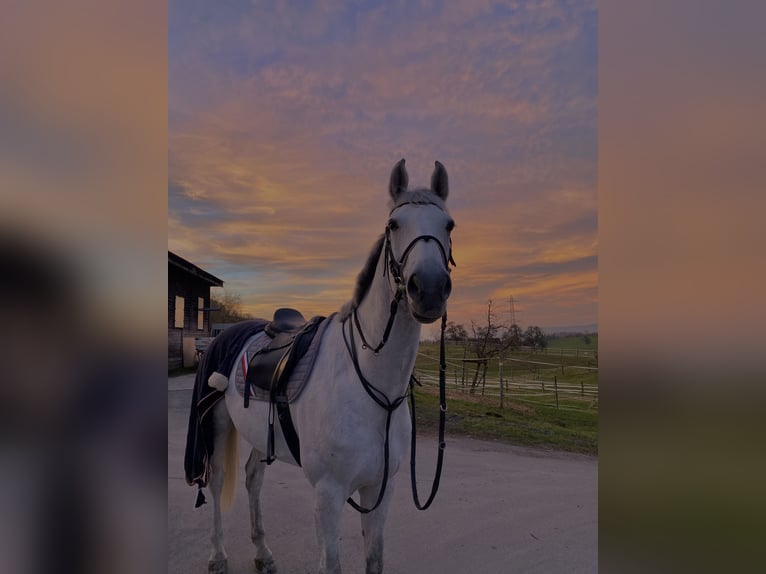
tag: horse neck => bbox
[352,246,422,394]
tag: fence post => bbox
[499,356,504,409]
[581,380,584,396]
[554,376,559,409]
[461,339,467,389]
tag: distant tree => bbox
[210,291,253,324]
[583,334,592,345]
[503,323,523,349]
[445,321,468,343]
[523,325,548,349]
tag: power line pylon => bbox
[509,295,517,326]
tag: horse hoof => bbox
[254,557,277,573]
[208,558,227,574]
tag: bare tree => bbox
[503,323,523,349]
[467,299,517,393]
[210,291,253,324]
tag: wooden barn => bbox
[168,251,224,370]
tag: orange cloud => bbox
[169,0,597,330]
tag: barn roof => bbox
[168,251,224,287]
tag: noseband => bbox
[384,201,456,289]
[383,227,456,290]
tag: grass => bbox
[547,333,599,350]
[415,341,598,389]
[411,341,598,455]
[410,386,598,455]
[169,340,598,455]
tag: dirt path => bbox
[169,374,597,573]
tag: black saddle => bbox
[265,307,308,337]
[245,308,324,397]
[244,308,326,466]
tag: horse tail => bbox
[221,423,239,512]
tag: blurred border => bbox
[3,1,765,573]
[1,1,166,573]
[600,1,765,572]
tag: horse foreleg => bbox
[359,481,395,574]
[245,448,277,574]
[314,480,346,574]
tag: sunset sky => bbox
[168,0,597,334]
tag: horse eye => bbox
[446,219,455,232]
[387,219,399,231]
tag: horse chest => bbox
[299,397,411,485]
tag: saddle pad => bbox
[234,313,335,403]
[184,319,268,488]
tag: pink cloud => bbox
[169,0,597,329]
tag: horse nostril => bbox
[407,275,422,300]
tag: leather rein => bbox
[341,208,454,513]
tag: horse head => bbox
[386,159,455,324]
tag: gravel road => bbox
[169,374,597,573]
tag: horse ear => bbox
[389,158,408,199]
[431,160,448,200]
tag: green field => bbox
[411,340,598,455]
[547,333,598,350]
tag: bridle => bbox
[384,228,455,291]
[341,201,455,513]
[352,201,456,355]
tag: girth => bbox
[244,308,327,466]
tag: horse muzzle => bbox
[406,267,452,324]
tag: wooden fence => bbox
[517,345,598,359]
[444,342,598,359]
[414,353,598,412]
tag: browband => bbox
[389,200,444,215]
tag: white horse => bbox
[203,159,454,574]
